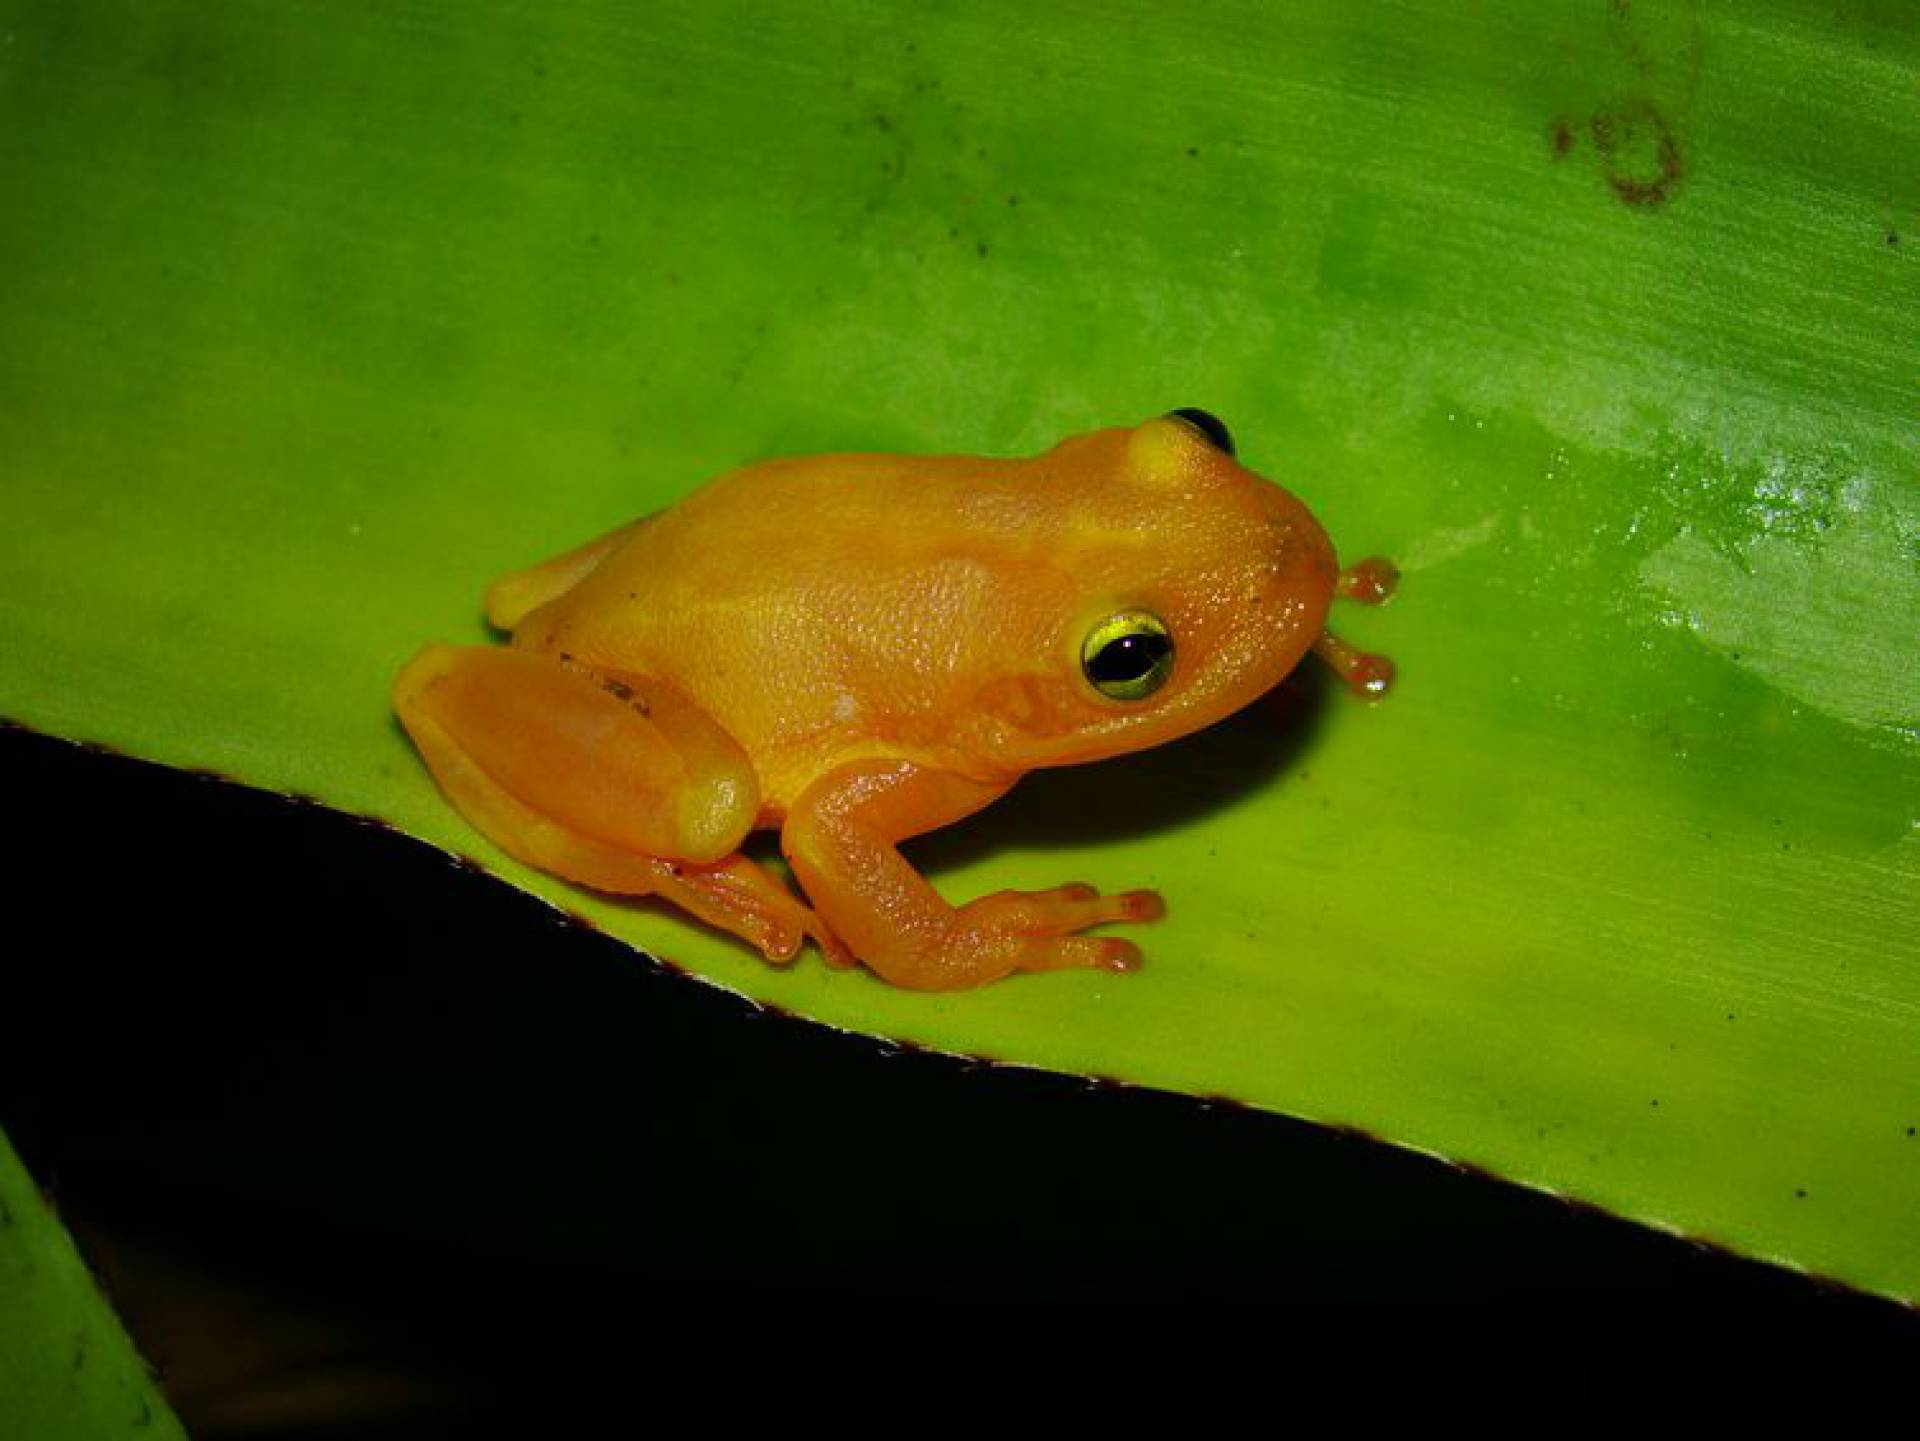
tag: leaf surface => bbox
[1,0,1916,1301]
[0,1133,187,1439]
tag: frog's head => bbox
[980,410,1344,770]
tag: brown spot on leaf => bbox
[1549,98,1684,209]
[1589,98,1683,208]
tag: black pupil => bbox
[1169,407,1235,457]
[1090,631,1171,685]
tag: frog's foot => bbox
[1312,630,1395,699]
[1335,555,1399,605]
[484,514,654,630]
[640,856,846,966]
[957,885,1165,976]
[1315,555,1398,699]
[653,856,852,968]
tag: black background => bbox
[2,721,1913,1427]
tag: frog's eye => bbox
[1167,407,1235,457]
[1081,610,1176,701]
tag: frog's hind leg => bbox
[393,644,839,964]
[484,515,653,631]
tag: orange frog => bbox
[394,410,1394,990]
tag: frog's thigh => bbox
[395,645,834,961]
[396,644,756,863]
[782,762,1160,991]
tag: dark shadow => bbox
[912,662,1337,872]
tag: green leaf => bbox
[2,0,1916,1309]
[0,1131,187,1440]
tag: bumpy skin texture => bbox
[394,415,1380,990]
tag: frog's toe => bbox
[1014,933,1144,976]
[1087,936,1145,973]
[755,919,804,964]
[1002,884,1165,934]
[1046,882,1100,903]
[961,883,1163,978]
[743,893,855,969]
[1111,889,1166,924]
[810,919,857,969]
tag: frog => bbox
[393,410,1395,991]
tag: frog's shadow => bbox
[900,664,1341,875]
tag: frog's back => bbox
[522,449,1048,622]
[503,449,1071,799]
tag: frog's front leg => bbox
[782,762,1164,991]
[394,645,840,964]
